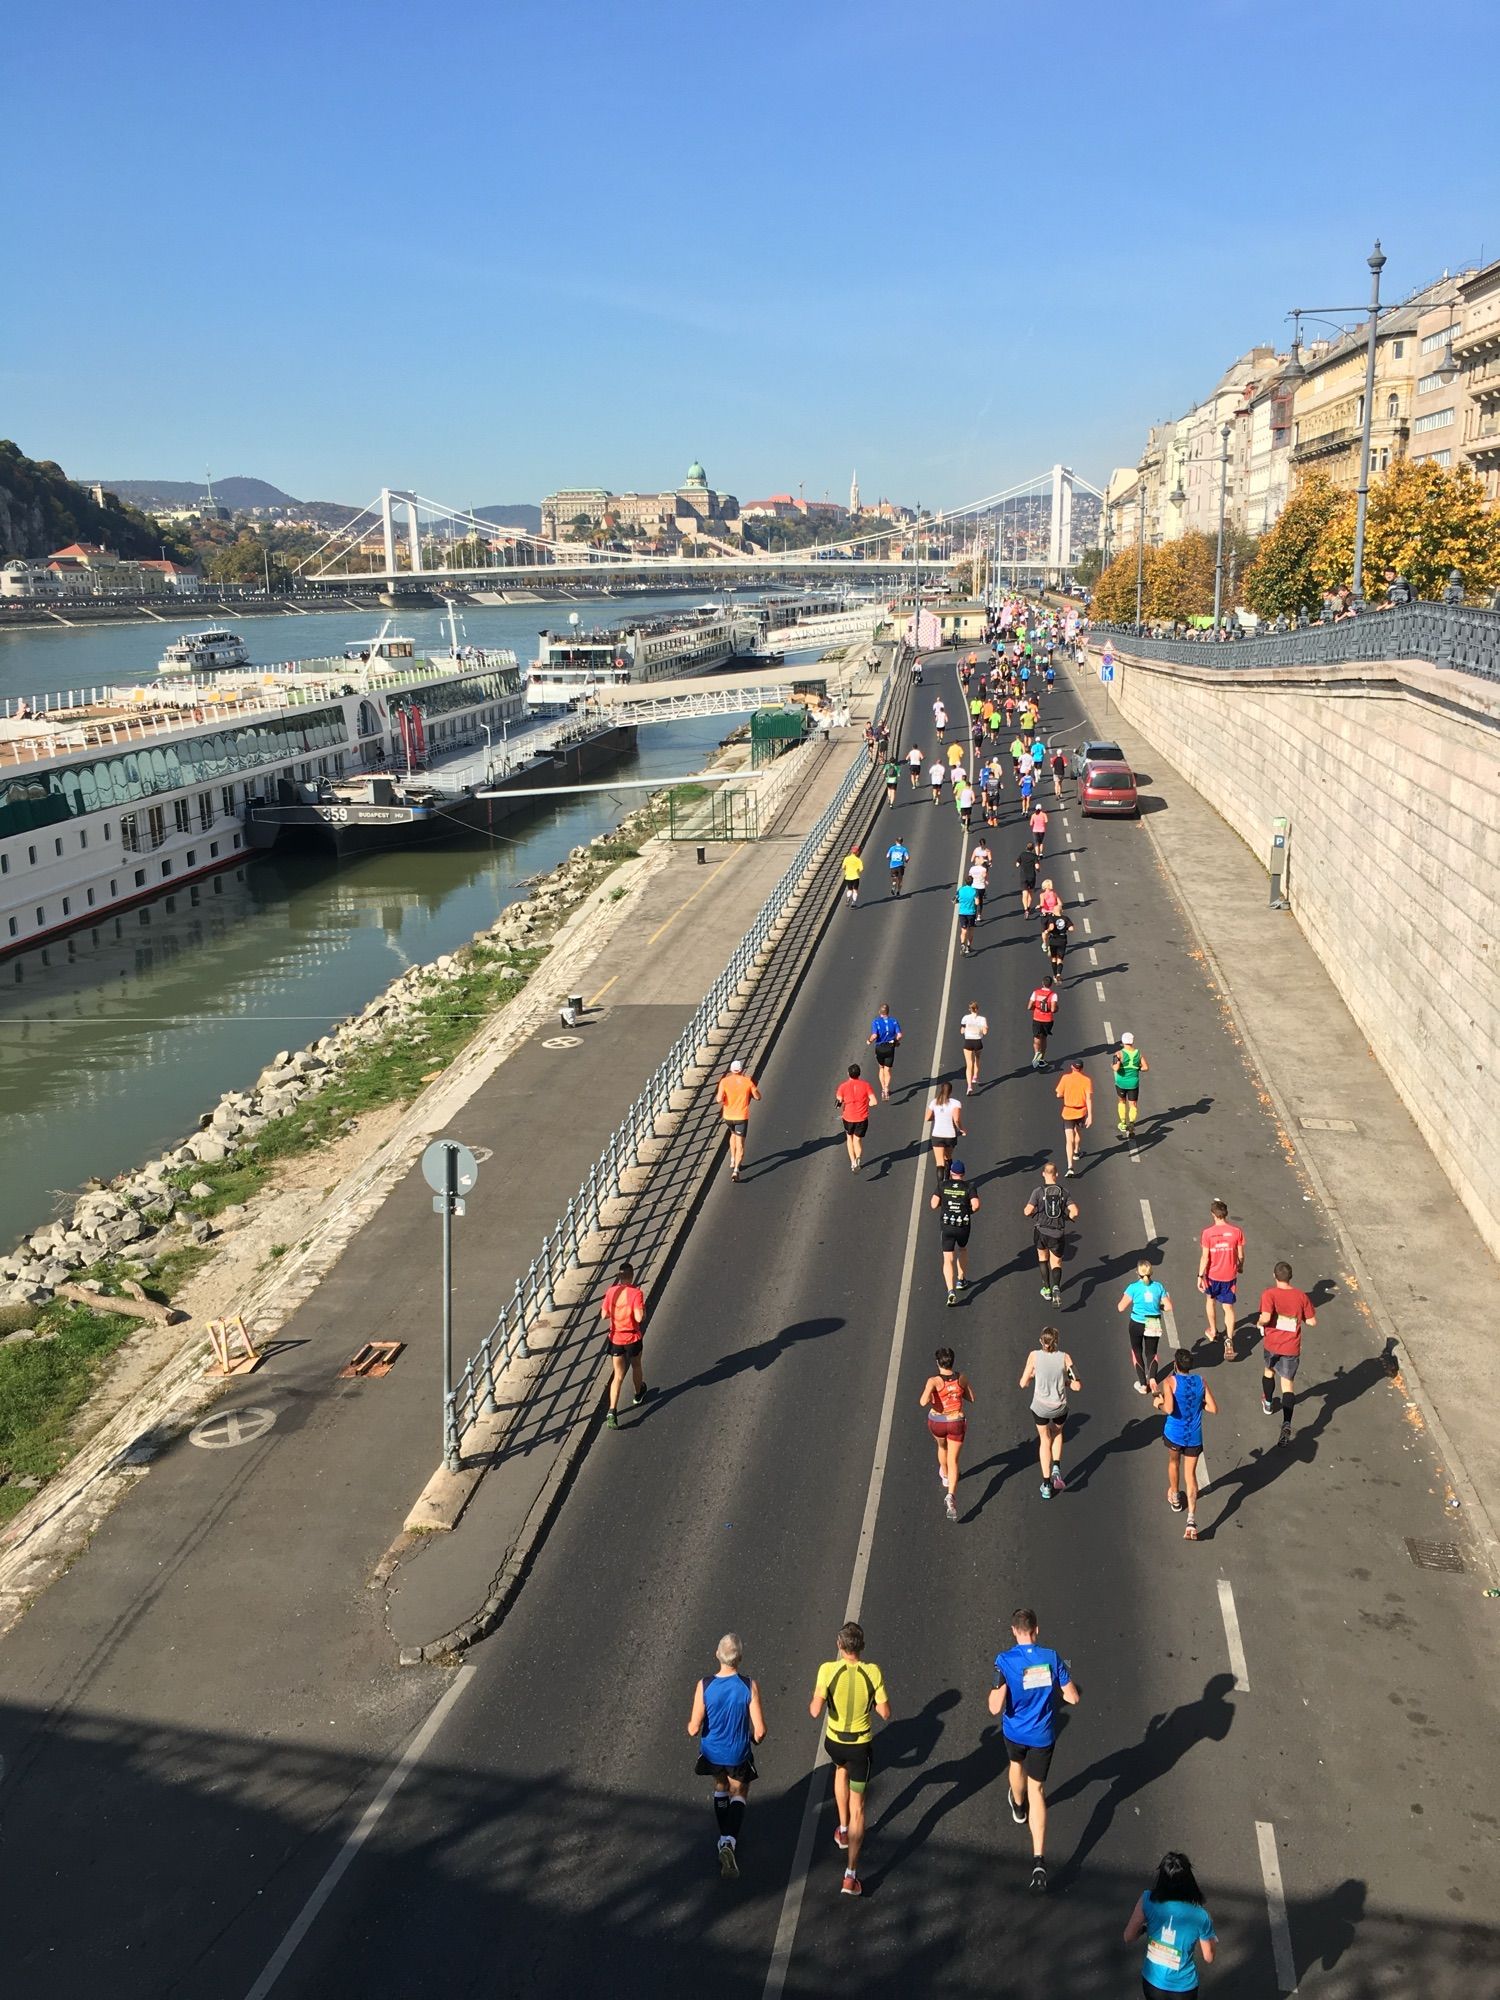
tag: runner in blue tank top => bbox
[688,1633,767,1878]
[1157,1349,1217,1541]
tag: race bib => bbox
[1021,1664,1053,1691]
[1146,1932,1186,1972]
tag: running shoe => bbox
[1051,1470,1067,1492]
[945,1496,958,1522]
[1167,1491,1185,1512]
[633,1385,652,1406]
[604,1411,618,1430]
[834,1826,850,1851]
[1183,1517,1199,1541]
[841,1873,863,1897]
[947,1290,958,1307]
[1009,1792,1028,1826]
[1261,1395,1274,1417]
[1133,1381,1149,1395]
[1278,1422,1293,1447]
[1039,1283,1053,1299]
[718,1838,739,1879]
[1039,1482,1053,1501]
[1029,1861,1049,1894]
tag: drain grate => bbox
[1404,1536,1466,1574]
[1298,1115,1358,1134]
[339,1340,405,1379]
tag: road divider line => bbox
[1095,980,1107,1002]
[586,972,620,1009]
[1088,946,1099,966]
[244,1664,477,1999]
[1072,868,1082,885]
[1103,1020,1113,1043]
[1255,1820,1299,1992]
[1140,1197,1157,1239]
[762,666,968,2000]
[1082,916,1092,933]
[1217,1578,1250,1690]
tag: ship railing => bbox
[446,665,895,1462]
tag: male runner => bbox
[930,1158,980,1304]
[956,778,976,829]
[1028,973,1059,1068]
[956,877,980,956]
[1257,1259,1317,1445]
[1196,1198,1246,1353]
[1050,746,1066,798]
[1042,908,1073,978]
[958,999,988,1094]
[1055,1059,1092,1174]
[988,1608,1080,1896]
[967,846,990,918]
[1112,1032,1147,1135]
[715,1059,761,1182]
[1019,767,1035,811]
[810,1622,891,1897]
[1024,1161,1077,1303]
[886,837,909,896]
[932,698,948,740]
[866,1004,902,1099]
[834,1062,878,1172]
[907,744,924,790]
[883,756,900,808]
[841,846,863,906]
[928,758,945,805]
[1016,843,1039,916]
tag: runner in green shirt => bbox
[1112,1032,1147,1137]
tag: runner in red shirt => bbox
[1257,1259,1317,1446]
[1196,1198,1246,1354]
[834,1062,879,1173]
[1028,977,1059,1071]
[600,1259,649,1429]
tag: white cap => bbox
[730,1058,745,1072]
[1121,1032,1135,1045]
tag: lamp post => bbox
[1212,422,1232,629]
[1133,471,1147,629]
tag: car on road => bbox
[1078,760,1139,816]
[1067,738,1125,777]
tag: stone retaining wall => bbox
[1097,646,1500,1257]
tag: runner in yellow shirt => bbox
[809,1621,891,1897]
[841,847,864,907]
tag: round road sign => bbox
[421,1139,480,1195]
[189,1406,278,1450]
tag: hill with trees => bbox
[0,440,191,562]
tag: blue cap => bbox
[949,1159,966,1177]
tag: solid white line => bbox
[244,1664,477,1999]
[1094,980,1107,1002]
[761,667,967,2000]
[1088,946,1099,966]
[1256,1820,1299,1991]
[1217,1577,1251,1691]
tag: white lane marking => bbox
[1256,1821,1299,1992]
[1072,868,1082,884]
[244,1664,477,1999]
[761,669,968,2000]
[1140,1198,1157,1238]
[1088,946,1099,966]
[1095,980,1107,1002]
[1217,1578,1251,1691]
[1082,916,1092,934]
[1102,1020,1113,1044]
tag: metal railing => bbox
[1092,599,1500,685]
[445,669,894,1460]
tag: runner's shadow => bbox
[1200,1357,1385,1538]
[636,1317,844,1422]
[870,1688,960,1779]
[1075,1245,1156,1310]
[956,1246,1037,1301]
[871,1138,928,1181]
[865,1723,1011,1890]
[1062,1412,1157,1493]
[1293,1876,1367,1983]
[742,1133,844,1178]
[963,1427,1082,1518]
[1123,1098,1214,1157]
[1050,1673,1238,1882]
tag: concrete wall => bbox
[1098,645,1500,1256]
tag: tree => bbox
[1145,532,1216,623]
[1091,546,1144,623]
[1241,470,1345,619]
[1311,457,1500,602]
[1074,545,1104,588]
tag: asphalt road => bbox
[15,652,1500,1998]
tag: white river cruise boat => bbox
[156,627,251,674]
[0,625,526,955]
[531,605,754,701]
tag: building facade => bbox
[1454,258,1500,503]
[540,464,740,546]
[1289,279,1460,494]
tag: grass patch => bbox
[591,841,639,861]
[141,1244,214,1303]
[0,1296,139,1522]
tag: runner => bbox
[1030,737,1047,779]
[1112,1032,1147,1135]
[957,776,976,829]
[1054,1059,1093,1174]
[687,1633,767,1879]
[929,757,945,804]
[1196,1198,1246,1354]
[955,875,980,955]
[1028,973,1059,1068]
[1156,1348,1217,1540]
[886,835,909,896]
[1037,876,1064,928]
[930,1157,979,1305]
[866,1003,903,1099]
[809,1622,891,1898]
[1043,907,1074,979]
[1029,802,1049,858]
[987,1607,1081,1895]
[1124,1852,1218,1994]
[600,1258,648,1429]
[841,845,863,907]
[946,737,965,774]
[1020,1326,1080,1497]
[958,997,988,1094]
[907,743,924,790]
[932,698,948,740]
[715,1058,761,1183]
[883,755,901,809]
[1018,766,1035,811]
[1050,745,1067,798]
[910,655,924,685]
[1024,1161,1077,1303]
[1257,1258,1317,1446]
[834,1062,878,1172]
[968,838,992,916]
[924,1079,966,1182]
[980,760,1002,826]
[1117,1257,1170,1394]
[1016,842,1040,916]
[920,1345,974,1522]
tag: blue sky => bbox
[8,0,1499,512]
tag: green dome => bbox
[684,460,708,487]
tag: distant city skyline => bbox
[8,0,1500,514]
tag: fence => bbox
[1092,599,1500,685]
[445,670,894,1460]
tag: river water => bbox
[0,596,793,1246]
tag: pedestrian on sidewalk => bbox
[1024,1161,1076,1303]
[600,1260,649,1428]
[930,1158,979,1305]
[716,1058,761,1182]
[835,1062,878,1173]
[920,1345,974,1521]
[959,999,988,1094]
[1124,1852,1217,1992]
[1020,1327,1080,1498]
[1257,1259,1317,1447]
[688,1633,767,1879]
[1112,1032,1147,1136]
[1156,1348,1217,1540]
[925,1080,966,1182]
[1196,1198,1245,1355]
[988,1607,1080,1896]
[1117,1258,1170,1394]
[866,1004,903,1099]
[1055,1060,1093,1174]
[841,846,864,906]
[809,1621,891,1898]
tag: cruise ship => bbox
[0,630,527,955]
[531,606,755,694]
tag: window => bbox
[27,845,36,864]
[61,896,71,916]
[1428,448,1453,466]
[104,822,111,840]
[232,833,242,849]
[54,837,63,856]
[186,849,197,867]
[160,859,172,878]
[35,906,44,925]
[87,887,95,908]
[1414,407,1455,433]
[6,917,15,938]
[134,868,146,887]
[197,792,213,830]
[0,854,6,874]
[1386,394,1399,421]
[174,798,191,833]
[209,840,219,857]
[110,878,117,896]
[147,806,166,848]
[79,829,87,850]
[1422,325,1455,353]
[1392,339,1404,359]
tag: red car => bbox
[1079,760,1139,816]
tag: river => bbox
[0,596,804,1246]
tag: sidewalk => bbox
[1070,651,1500,1575]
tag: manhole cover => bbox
[542,1035,583,1049]
[189,1406,278,1450]
[1404,1536,1466,1574]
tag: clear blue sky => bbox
[9,0,1498,512]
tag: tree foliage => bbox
[1240,471,1345,618]
[1311,458,1500,602]
[0,438,192,562]
[1090,530,1222,623]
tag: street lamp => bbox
[1134,468,1148,628]
[1212,422,1232,629]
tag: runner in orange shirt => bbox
[716,1059,762,1182]
[1054,1060,1093,1176]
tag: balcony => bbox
[1291,425,1360,464]
[1452,318,1500,359]
[1465,424,1500,462]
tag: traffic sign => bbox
[421,1140,479,1196]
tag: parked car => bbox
[1079,761,1139,816]
[1067,738,1125,777]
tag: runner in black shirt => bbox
[1016,846,1039,916]
[929,1160,980,1307]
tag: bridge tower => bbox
[1047,464,1074,576]
[379,489,424,578]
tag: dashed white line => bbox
[1102,1020,1113,1043]
[1095,980,1107,1002]
[1217,1578,1251,1691]
[1087,946,1099,966]
[1140,1197,1157,1238]
[1255,1821,1299,1992]
[1082,916,1092,934]
[1072,868,1082,884]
